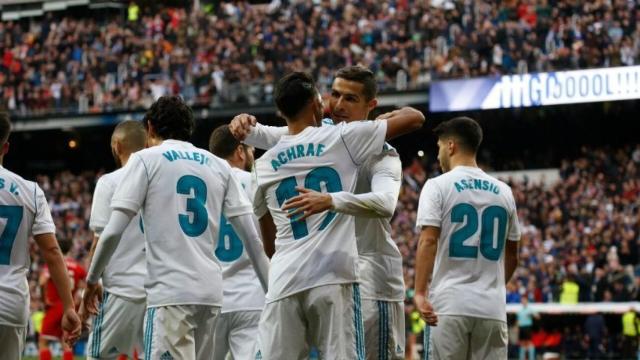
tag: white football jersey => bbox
[254,121,387,302]
[416,166,521,322]
[245,122,405,301]
[216,167,265,313]
[111,140,253,307]
[356,147,405,301]
[89,167,146,300]
[0,166,56,326]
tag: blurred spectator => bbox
[2,1,640,116]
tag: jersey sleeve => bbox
[339,121,388,166]
[506,190,521,241]
[251,169,269,219]
[223,168,254,218]
[89,176,115,233]
[244,123,289,150]
[32,184,56,235]
[416,179,443,228]
[111,154,149,213]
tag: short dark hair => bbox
[0,112,11,145]
[433,116,483,153]
[335,65,377,101]
[58,238,73,255]
[143,96,194,141]
[209,125,241,159]
[274,72,317,119]
[113,120,146,153]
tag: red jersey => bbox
[43,257,86,306]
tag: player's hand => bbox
[415,293,438,326]
[61,307,82,347]
[281,187,333,221]
[229,113,257,141]
[77,299,91,332]
[82,282,103,316]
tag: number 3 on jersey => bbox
[177,175,208,237]
[449,203,507,261]
[275,167,342,240]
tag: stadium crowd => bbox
[21,142,640,356]
[1,0,640,115]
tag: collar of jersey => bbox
[280,125,317,140]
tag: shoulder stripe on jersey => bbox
[340,132,360,167]
[33,183,37,216]
[139,156,150,181]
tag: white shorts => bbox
[362,299,405,360]
[88,291,146,359]
[0,324,25,360]
[213,310,261,360]
[423,315,508,360]
[257,283,365,360]
[144,305,220,360]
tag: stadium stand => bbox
[1,1,639,116]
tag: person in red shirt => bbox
[39,238,86,360]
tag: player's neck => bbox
[286,117,315,135]
[450,156,478,170]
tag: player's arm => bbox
[282,152,401,220]
[85,209,135,314]
[414,226,440,326]
[228,214,269,292]
[228,113,288,149]
[505,238,520,283]
[376,106,425,140]
[34,232,82,343]
[505,195,521,283]
[258,212,276,258]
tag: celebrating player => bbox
[414,117,521,359]
[209,124,268,360]
[0,113,81,359]
[231,65,407,359]
[82,120,147,359]
[251,72,423,358]
[83,96,269,359]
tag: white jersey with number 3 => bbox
[112,140,253,308]
[0,166,56,326]
[254,121,387,302]
[217,168,265,313]
[416,166,521,322]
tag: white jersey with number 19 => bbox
[111,140,253,308]
[253,121,387,303]
[416,166,521,322]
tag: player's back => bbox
[254,121,386,302]
[216,167,265,313]
[420,166,519,322]
[0,166,55,326]
[90,168,146,300]
[112,140,251,307]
